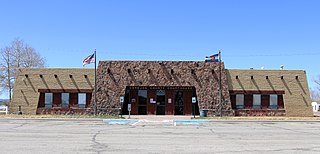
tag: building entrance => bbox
[174,90,184,115]
[123,86,199,115]
[156,90,166,115]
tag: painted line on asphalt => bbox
[173,120,209,126]
[103,119,139,125]
[173,120,209,123]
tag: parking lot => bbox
[0,118,320,154]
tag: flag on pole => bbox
[205,53,219,62]
[83,53,95,66]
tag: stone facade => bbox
[95,61,234,116]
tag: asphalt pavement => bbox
[0,118,320,154]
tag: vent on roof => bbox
[191,69,195,75]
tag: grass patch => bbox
[0,114,123,119]
[195,116,320,120]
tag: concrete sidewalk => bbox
[122,115,193,121]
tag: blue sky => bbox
[0,0,319,98]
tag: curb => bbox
[205,120,320,122]
[0,118,103,121]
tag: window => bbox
[45,93,53,108]
[138,90,147,115]
[236,94,244,109]
[138,90,147,105]
[61,93,69,108]
[269,94,278,109]
[253,94,261,109]
[78,93,86,108]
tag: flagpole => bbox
[219,50,222,117]
[94,49,97,116]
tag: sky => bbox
[0,0,319,99]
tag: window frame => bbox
[253,94,261,109]
[236,94,244,109]
[61,93,70,108]
[269,94,278,109]
[45,93,53,109]
[78,93,86,108]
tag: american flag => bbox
[83,53,95,66]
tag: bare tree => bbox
[315,76,320,90]
[311,76,320,102]
[310,88,320,102]
[0,38,46,102]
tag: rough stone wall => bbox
[11,68,94,114]
[96,61,234,116]
[226,69,313,117]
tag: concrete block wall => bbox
[11,68,94,114]
[226,69,313,117]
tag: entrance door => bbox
[156,90,165,115]
[138,90,147,115]
[174,90,184,115]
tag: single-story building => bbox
[10,60,313,116]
